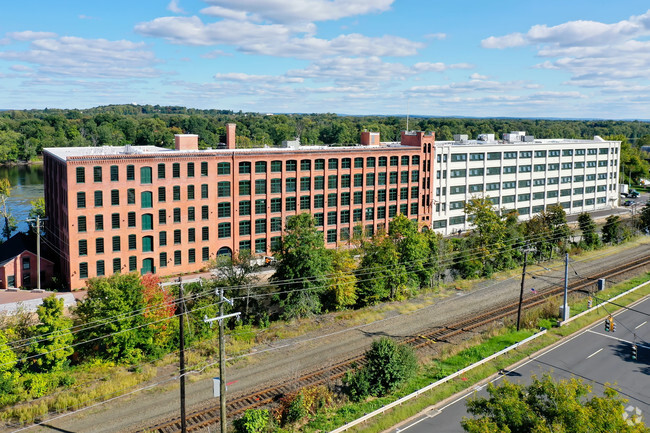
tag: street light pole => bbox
[561,253,570,321]
[516,249,532,331]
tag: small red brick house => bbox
[0,232,54,290]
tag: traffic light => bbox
[632,344,638,361]
[612,318,616,333]
[605,318,610,332]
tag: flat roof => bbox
[43,142,417,162]
[435,136,619,147]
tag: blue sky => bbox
[1,0,650,119]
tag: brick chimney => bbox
[174,134,199,151]
[360,131,380,146]
[226,123,236,150]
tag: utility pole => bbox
[161,277,203,433]
[26,216,48,290]
[204,289,240,433]
[561,252,570,321]
[516,248,533,331]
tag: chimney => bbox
[174,134,199,151]
[226,123,236,150]
[360,131,380,146]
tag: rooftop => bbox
[436,131,615,147]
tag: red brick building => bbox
[43,125,435,290]
[0,232,54,290]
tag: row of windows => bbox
[78,247,211,278]
[76,162,210,184]
[78,227,212,256]
[238,156,419,174]
[434,197,609,229]
[446,183,609,196]
[440,161,615,179]
[439,147,616,163]
[76,185,210,209]
[77,206,211,233]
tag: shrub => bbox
[233,408,271,433]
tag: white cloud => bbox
[424,33,447,40]
[167,0,186,14]
[7,31,58,41]
[214,72,304,83]
[201,0,394,24]
[201,49,232,58]
[200,6,250,21]
[9,64,32,73]
[469,73,488,80]
[135,16,422,58]
[0,35,161,78]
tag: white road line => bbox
[635,321,647,330]
[587,348,603,359]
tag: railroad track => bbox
[141,253,650,433]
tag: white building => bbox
[432,132,621,235]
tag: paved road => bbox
[394,295,650,433]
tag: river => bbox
[0,164,44,234]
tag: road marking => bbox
[635,321,647,330]
[587,348,603,359]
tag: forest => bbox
[2,104,650,163]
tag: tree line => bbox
[2,104,650,164]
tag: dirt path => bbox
[13,238,650,433]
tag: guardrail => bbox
[330,329,547,433]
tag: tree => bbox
[28,197,46,220]
[602,215,626,245]
[639,203,650,234]
[325,248,358,311]
[271,214,333,319]
[25,295,73,372]
[74,273,154,362]
[345,337,417,401]
[612,134,650,185]
[140,274,176,351]
[357,232,406,305]
[0,179,17,242]
[233,409,272,433]
[578,212,600,249]
[389,215,432,289]
[211,251,260,323]
[462,374,648,433]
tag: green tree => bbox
[639,203,650,234]
[233,409,272,433]
[0,330,18,374]
[357,232,406,305]
[325,248,358,311]
[25,295,73,372]
[602,215,626,245]
[271,213,333,319]
[462,374,648,433]
[389,215,432,289]
[612,134,650,185]
[212,251,260,323]
[28,197,46,220]
[578,212,600,249]
[0,179,17,242]
[345,337,417,401]
[74,273,154,362]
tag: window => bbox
[271,160,282,172]
[300,195,310,210]
[255,161,267,173]
[562,176,572,184]
[486,182,500,191]
[173,230,181,244]
[450,185,466,194]
[504,152,517,159]
[366,173,375,186]
[503,181,516,189]
[365,190,374,204]
[487,152,501,160]
[562,162,573,170]
[533,192,545,200]
[113,258,122,273]
[285,177,296,192]
[240,220,251,236]
[411,171,419,182]
[487,167,501,175]
[389,188,398,201]
[112,213,120,229]
[377,172,386,186]
[327,211,337,225]
[314,195,324,208]
[202,226,210,241]
[202,206,209,220]
[239,180,251,195]
[78,216,87,232]
[141,167,152,184]
[548,163,559,171]
[188,228,196,243]
[142,213,153,230]
[158,209,166,225]
[94,214,104,231]
[469,184,483,193]
[367,157,376,168]
[76,167,85,183]
[533,178,546,186]
[327,229,337,243]
[411,186,419,199]
[126,165,135,181]
[79,239,88,256]
[286,197,297,211]
[171,163,182,178]
[255,219,266,234]
[519,165,531,173]
[239,200,251,216]
[158,163,166,179]
[202,247,210,262]
[314,213,324,226]
[214,162,229,176]
[340,210,350,224]
[563,149,574,156]
[201,161,208,176]
[239,162,251,174]
[534,150,547,158]
[201,184,208,199]
[503,166,516,174]
[519,151,532,159]
[300,177,311,191]
[328,158,338,169]
[575,161,585,169]
[173,208,180,223]
[354,157,364,168]
[342,158,352,168]
[518,180,531,188]
[79,262,88,279]
[300,159,311,171]
[255,239,266,254]
[271,217,282,232]
[141,191,153,208]
[518,193,530,202]
[328,175,337,189]
[286,160,297,171]
[218,182,230,197]
[142,236,153,252]
[354,191,363,205]
[93,166,102,183]
[159,231,167,247]
[470,153,484,161]
[255,179,266,194]
[94,191,103,207]
[270,198,282,212]
[534,164,546,172]
[187,185,195,200]
[547,190,558,198]
[353,174,363,187]
[174,251,181,266]
[128,188,136,204]
[255,199,266,214]
[315,159,325,170]
[129,234,137,250]
[376,190,385,203]
[108,165,119,182]
[77,192,86,209]
[502,195,515,204]
[549,150,560,157]
[218,202,231,218]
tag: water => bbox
[0,165,44,233]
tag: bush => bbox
[344,337,418,402]
[233,408,271,433]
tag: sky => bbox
[1,0,650,119]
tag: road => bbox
[394,295,650,433]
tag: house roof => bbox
[0,232,54,267]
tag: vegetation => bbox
[0,178,17,242]
[462,374,648,433]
